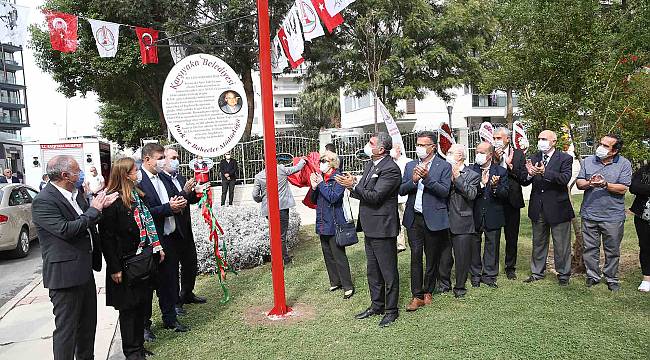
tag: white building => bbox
[250,65,306,136]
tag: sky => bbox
[16,0,101,142]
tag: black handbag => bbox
[335,221,359,247]
[121,246,157,286]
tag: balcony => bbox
[472,94,519,108]
[1,59,23,71]
[0,96,24,109]
[0,116,27,129]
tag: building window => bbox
[472,94,518,108]
[283,97,297,108]
[344,93,373,113]
[406,99,416,114]
[285,113,299,124]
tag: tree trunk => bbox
[506,88,514,126]
[242,67,255,141]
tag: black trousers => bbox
[119,290,151,360]
[145,231,180,326]
[451,233,475,294]
[365,236,399,314]
[471,225,501,283]
[407,213,450,298]
[221,179,236,205]
[504,204,521,272]
[177,235,198,304]
[320,235,353,290]
[49,277,97,360]
[636,216,650,276]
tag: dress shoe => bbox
[143,328,156,342]
[586,278,600,287]
[607,282,620,292]
[164,321,190,332]
[175,306,187,316]
[329,285,342,292]
[406,297,426,311]
[483,282,498,289]
[471,279,480,288]
[423,293,433,305]
[436,286,451,294]
[185,294,207,304]
[558,278,569,286]
[143,348,154,357]
[506,271,517,280]
[355,308,383,319]
[343,288,355,299]
[378,313,398,327]
[523,275,541,283]
[453,289,466,299]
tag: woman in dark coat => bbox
[310,151,354,299]
[630,163,650,292]
[100,157,164,360]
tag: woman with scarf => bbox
[100,157,165,360]
[310,151,354,299]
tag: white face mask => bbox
[155,159,166,173]
[225,155,231,160]
[415,146,429,159]
[169,159,180,173]
[475,153,488,166]
[537,139,551,153]
[494,140,504,149]
[319,162,330,173]
[390,148,398,159]
[135,170,143,185]
[446,155,457,165]
[595,145,610,159]
[364,143,374,157]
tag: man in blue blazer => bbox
[521,130,574,286]
[138,143,190,339]
[399,131,452,311]
[470,141,509,288]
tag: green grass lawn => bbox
[147,195,649,359]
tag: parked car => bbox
[0,183,39,258]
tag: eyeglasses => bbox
[320,159,329,163]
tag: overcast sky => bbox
[17,0,101,142]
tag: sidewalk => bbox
[0,266,119,360]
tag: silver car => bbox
[0,184,39,258]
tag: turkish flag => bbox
[311,0,344,33]
[278,27,304,68]
[44,11,78,53]
[135,27,159,64]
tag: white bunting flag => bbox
[377,99,405,153]
[168,38,187,64]
[271,35,288,73]
[296,0,324,41]
[0,2,30,47]
[87,18,120,57]
[325,0,356,16]
[281,5,305,65]
[479,121,494,145]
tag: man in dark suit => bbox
[521,130,574,286]
[218,152,239,206]
[139,143,190,338]
[445,144,481,298]
[493,127,527,280]
[335,132,402,327]
[31,155,117,360]
[399,131,451,311]
[162,148,206,307]
[1,168,20,183]
[470,141,509,288]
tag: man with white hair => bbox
[444,144,480,297]
[493,127,527,280]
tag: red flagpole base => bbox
[267,305,293,319]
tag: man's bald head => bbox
[538,130,557,142]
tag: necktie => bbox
[543,154,549,166]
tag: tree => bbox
[296,74,341,130]
[97,99,162,149]
[306,0,494,121]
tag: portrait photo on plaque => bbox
[219,90,243,115]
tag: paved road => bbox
[0,240,42,308]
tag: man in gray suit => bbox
[32,155,118,360]
[253,158,306,264]
[444,144,480,298]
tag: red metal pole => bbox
[256,0,291,317]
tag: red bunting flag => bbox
[437,122,456,158]
[44,11,78,53]
[310,0,344,33]
[278,27,304,68]
[135,27,159,64]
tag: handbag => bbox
[121,246,157,286]
[334,193,358,247]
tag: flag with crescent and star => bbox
[310,0,344,33]
[296,0,324,41]
[43,11,78,53]
[87,18,120,57]
[324,0,355,16]
[135,27,159,64]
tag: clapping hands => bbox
[526,159,545,177]
[310,173,323,190]
[412,163,429,183]
[90,191,119,211]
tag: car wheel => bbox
[9,227,30,258]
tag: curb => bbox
[0,276,43,320]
